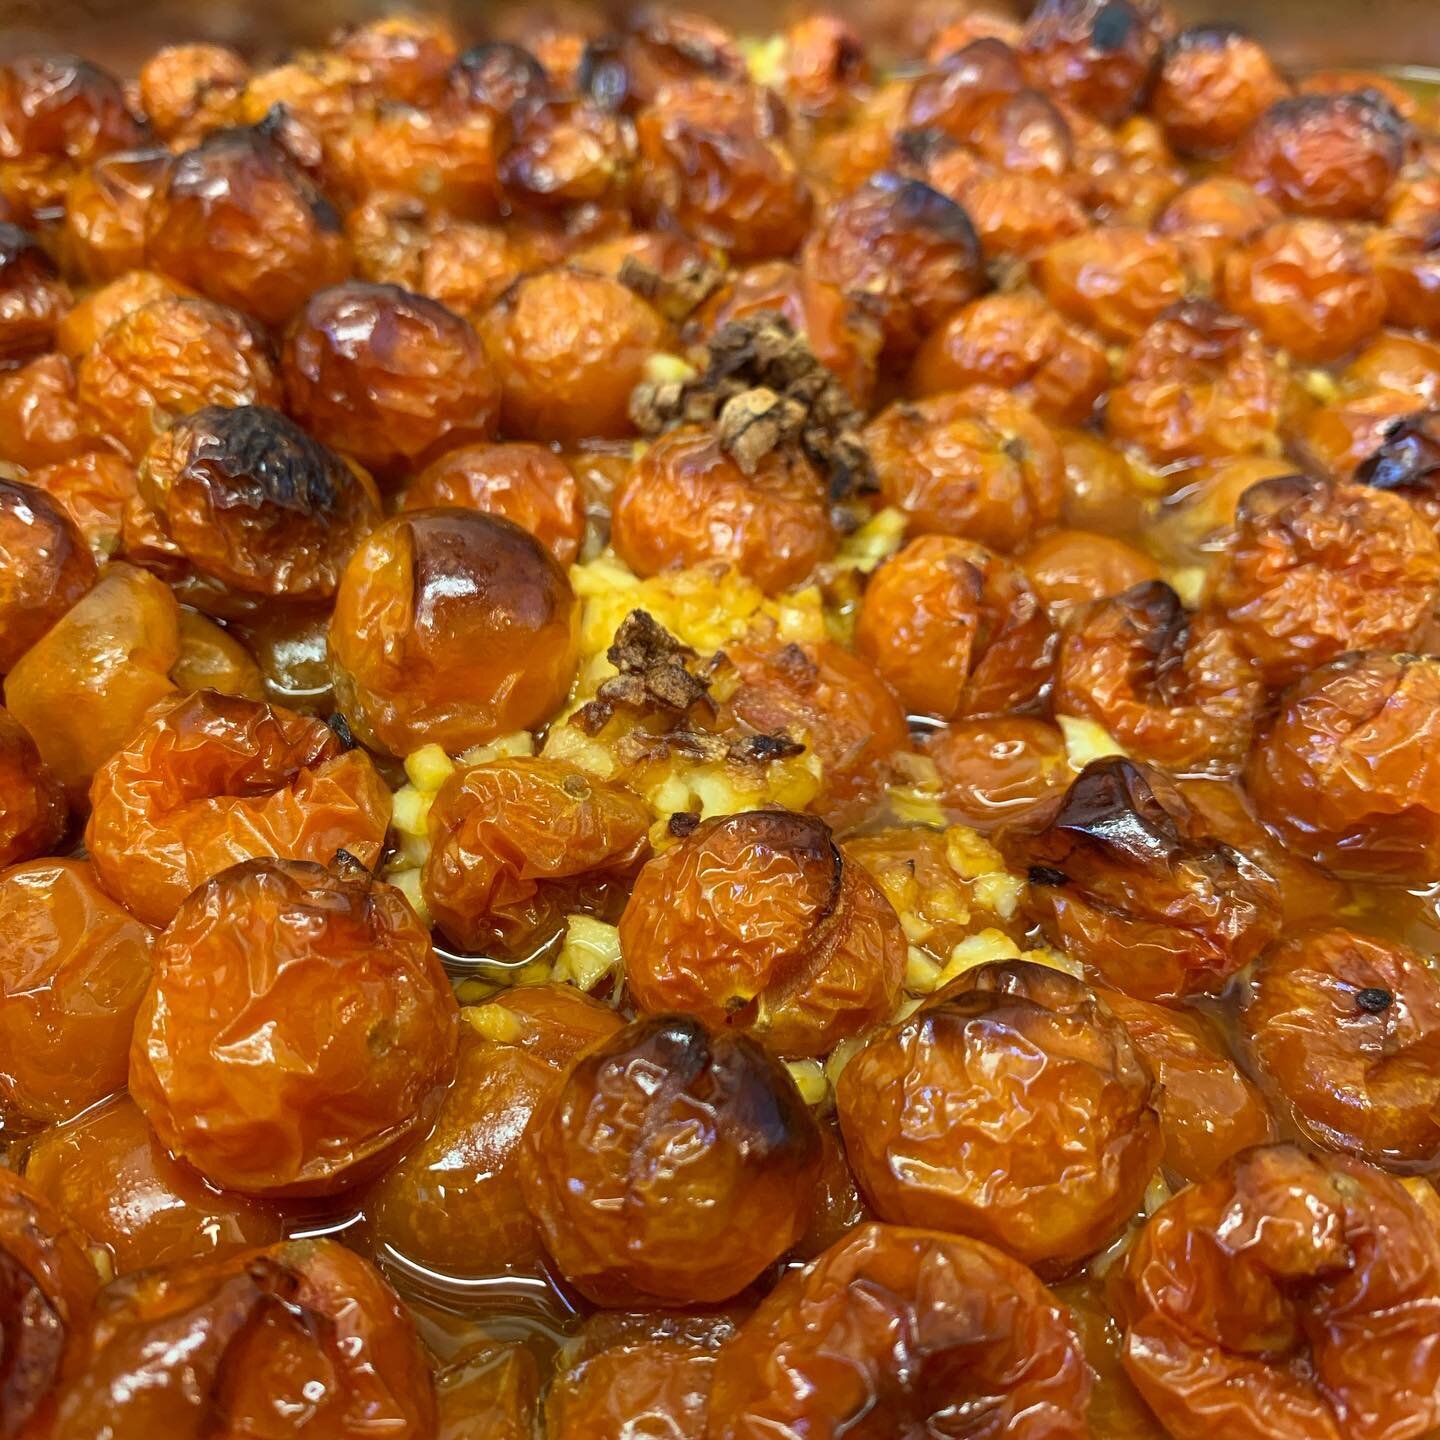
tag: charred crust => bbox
[629,311,876,499]
[616,253,723,324]
[325,711,356,749]
[571,608,715,734]
[1357,411,1440,497]
[667,810,702,837]
[1355,986,1394,1014]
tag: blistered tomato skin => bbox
[909,290,1109,425]
[283,282,499,480]
[1221,218,1386,362]
[135,404,380,604]
[0,222,70,363]
[328,509,580,756]
[709,1222,1092,1439]
[1246,652,1440,882]
[25,1095,285,1273]
[0,708,67,867]
[0,859,150,1125]
[136,44,250,140]
[621,811,906,1059]
[84,690,390,926]
[521,1014,821,1305]
[53,268,188,362]
[1020,527,1161,614]
[423,757,652,955]
[1019,0,1168,124]
[1038,226,1189,342]
[802,171,984,362]
[3,562,178,796]
[839,961,1160,1273]
[130,855,459,1197]
[1355,408,1440,531]
[402,442,586,565]
[633,79,813,263]
[145,123,351,328]
[1151,27,1289,156]
[1117,1145,1440,1440]
[1242,927,1440,1168]
[1055,580,1263,773]
[58,147,169,283]
[1107,300,1295,466]
[865,386,1064,552]
[47,1239,439,1438]
[611,425,835,593]
[1100,988,1273,1183]
[1204,473,1440,686]
[1005,757,1282,1002]
[0,1167,100,1440]
[478,269,665,444]
[75,293,282,461]
[0,352,89,469]
[545,1311,740,1440]
[927,716,1075,831]
[855,534,1056,721]
[337,14,460,106]
[1232,92,1408,221]
[1155,175,1280,281]
[366,985,622,1282]
[24,450,136,559]
[719,637,910,832]
[0,478,95,675]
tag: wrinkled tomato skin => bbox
[1246,653,1440,883]
[708,1222,1093,1440]
[855,534,1056,721]
[1242,927,1440,1169]
[0,222,71,364]
[1151,27,1289,157]
[365,985,622,1283]
[130,856,459,1197]
[719,636,909,833]
[0,478,95,675]
[337,15,459,106]
[544,1311,741,1440]
[24,1095,286,1274]
[0,353,90,470]
[45,1239,439,1438]
[84,690,390,926]
[633,79,813,263]
[801,171,984,363]
[436,1341,539,1440]
[75,294,282,461]
[136,43,249,142]
[0,859,150,1125]
[1155,175,1280,284]
[283,282,499,481]
[837,961,1162,1274]
[1220,218,1386,362]
[0,709,67,867]
[423,757,651,956]
[909,290,1110,426]
[59,147,171,283]
[24,450,137,559]
[1204,474,1440,687]
[170,610,265,702]
[401,442,586,566]
[1020,527,1161,615]
[1106,300,1297,467]
[1231,92,1408,221]
[1019,0,1168,124]
[0,1166,100,1440]
[1004,757,1283,1002]
[53,268,191,362]
[478,269,664,445]
[865,386,1064,552]
[1353,406,1440,530]
[621,810,906,1059]
[927,716,1075,832]
[3,562,178,798]
[1116,1145,1440,1440]
[1037,226,1189,342]
[519,1012,822,1306]
[145,124,351,328]
[328,509,580,756]
[134,403,380,605]
[1099,988,1274,1184]
[1054,580,1263,774]
[611,426,835,593]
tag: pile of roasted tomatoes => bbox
[4,1,1440,1434]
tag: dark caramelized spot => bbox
[0,223,58,281]
[324,711,355,750]
[1045,756,1187,866]
[169,123,339,231]
[1030,864,1069,886]
[1357,411,1440,501]
[448,42,549,113]
[0,1248,65,1436]
[1355,986,1394,1014]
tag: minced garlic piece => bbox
[1057,714,1129,769]
[390,785,433,839]
[552,915,623,992]
[643,351,698,386]
[457,731,535,767]
[404,743,455,792]
[1165,565,1207,609]
[905,946,944,995]
[461,1003,525,1045]
[785,1058,829,1107]
[835,506,906,574]
[388,868,430,927]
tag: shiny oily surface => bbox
[5,9,1440,1440]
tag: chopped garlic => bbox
[643,351,698,386]
[404,743,455,793]
[1057,714,1129,769]
[552,915,623,992]
[973,870,1023,920]
[1165,565,1207,609]
[457,731,535,766]
[835,506,906,573]
[389,868,431,927]
[785,1058,829,1107]
[390,785,433,838]
[944,826,1006,880]
[905,946,943,995]
[462,1003,525,1045]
